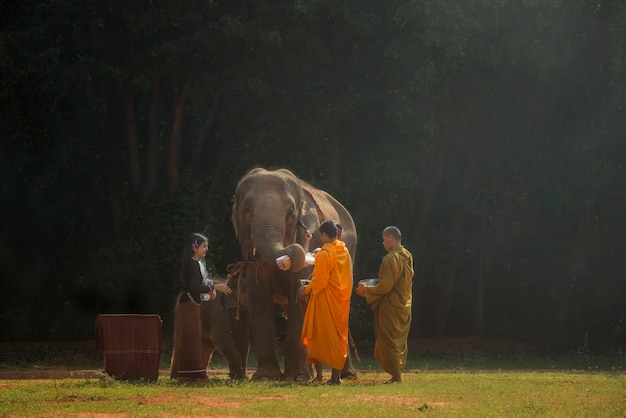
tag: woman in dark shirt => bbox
[170,233,231,380]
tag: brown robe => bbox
[365,245,414,378]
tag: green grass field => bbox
[1,354,624,417]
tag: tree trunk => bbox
[125,88,142,195]
[326,14,348,189]
[144,76,160,197]
[191,90,221,173]
[167,73,187,195]
[414,101,452,243]
[476,207,488,335]
[433,265,455,337]
[411,100,457,337]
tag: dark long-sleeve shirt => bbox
[179,259,211,304]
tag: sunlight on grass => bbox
[1,368,624,417]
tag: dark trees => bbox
[1,0,624,350]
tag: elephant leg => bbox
[232,310,250,377]
[213,321,246,379]
[341,347,358,379]
[248,277,282,380]
[282,279,311,382]
[201,338,216,371]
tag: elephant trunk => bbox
[252,224,306,272]
[279,243,307,272]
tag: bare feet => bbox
[324,377,342,385]
[325,368,342,385]
[341,371,358,380]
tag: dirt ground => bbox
[0,337,540,380]
[408,336,538,355]
[0,341,101,379]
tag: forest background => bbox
[1,0,625,353]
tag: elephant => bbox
[198,267,249,379]
[231,167,358,381]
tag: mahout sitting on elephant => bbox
[231,167,358,381]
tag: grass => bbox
[1,354,624,417]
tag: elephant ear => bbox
[300,180,337,223]
[300,190,322,228]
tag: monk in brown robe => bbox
[356,226,413,383]
[300,220,353,385]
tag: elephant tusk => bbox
[253,248,256,256]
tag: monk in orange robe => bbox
[301,220,353,385]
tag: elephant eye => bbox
[243,207,253,222]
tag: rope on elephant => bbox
[226,262,247,321]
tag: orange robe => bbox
[301,240,353,370]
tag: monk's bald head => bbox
[383,226,401,240]
[382,226,402,251]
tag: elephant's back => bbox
[237,167,300,190]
